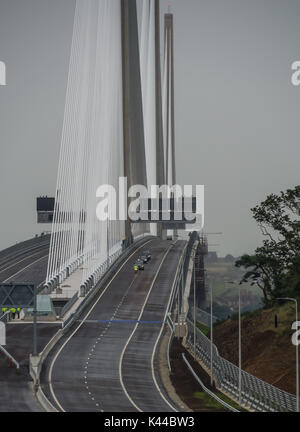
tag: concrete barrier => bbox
[30,329,63,387]
[36,387,58,412]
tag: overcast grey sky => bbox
[0,0,299,257]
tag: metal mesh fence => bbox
[186,319,296,412]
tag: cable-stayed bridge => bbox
[0,0,188,413]
[0,0,296,414]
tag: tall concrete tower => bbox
[164,10,177,238]
[164,11,176,188]
[155,0,165,188]
[121,0,148,244]
[155,0,165,239]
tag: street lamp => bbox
[193,258,196,359]
[226,280,242,405]
[192,251,202,360]
[210,281,213,386]
[276,297,299,412]
[238,284,242,406]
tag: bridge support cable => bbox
[46,0,125,291]
[46,0,169,293]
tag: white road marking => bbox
[150,244,187,412]
[48,240,153,412]
[119,243,176,413]
[0,249,47,275]
[3,255,48,283]
[84,270,138,405]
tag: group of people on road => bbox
[1,307,22,320]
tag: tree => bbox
[236,186,300,305]
[224,254,235,263]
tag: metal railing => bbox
[182,353,239,412]
[0,345,20,369]
[195,308,218,327]
[0,311,9,322]
[182,232,198,284]
[165,231,297,412]
[60,292,79,318]
[166,314,175,372]
[164,237,240,412]
[186,319,297,412]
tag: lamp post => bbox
[238,284,242,405]
[210,281,213,386]
[226,280,242,405]
[276,297,299,412]
[33,285,37,356]
[193,258,196,359]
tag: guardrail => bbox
[166,315,175,372]
[186,319,297,412]
[182,232,198,284]
[0,345,20,369]
[182,353,239,412]
[165,240,190,372]
[166,232,297,412]
[0,311,9,322]
[164,239,239,413]
[195,308,218,328]
[60,292,79,318]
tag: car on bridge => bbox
[142,251,152,262]
[140,255,149,264]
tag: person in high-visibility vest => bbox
[134,265,139,274]
[1,307,7,316]
[10,308,16,320]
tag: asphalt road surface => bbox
[0,323,61,412]
[0,242,57,412]
[42,239,185,412]
[0,247,49,285]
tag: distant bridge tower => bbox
[164,11,176,189]
[163,9,177,238]
[121,0,148,244]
